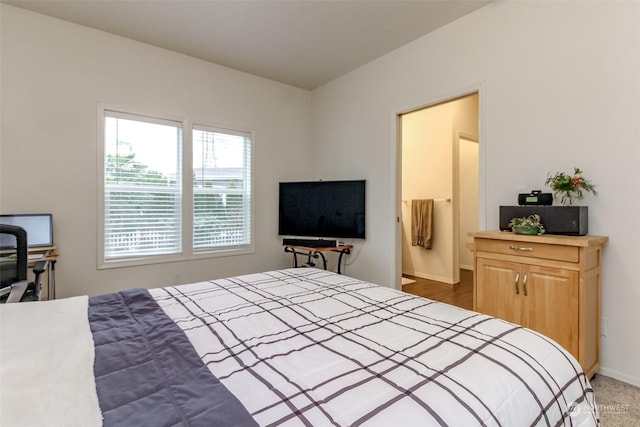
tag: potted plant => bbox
[508,214,545,235]
[545,167,597,205]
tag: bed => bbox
[1,268,598,426]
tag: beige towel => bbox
[411,199,434,249]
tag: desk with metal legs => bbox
[284,245,352,274]
[27,245,58,299]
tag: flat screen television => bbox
[279,180,366,239]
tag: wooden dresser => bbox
[472,230,608,378]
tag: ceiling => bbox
[3,0,490,90]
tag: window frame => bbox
[97,104,255,269]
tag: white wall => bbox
[0,5,313,297]
[312,1,640,385]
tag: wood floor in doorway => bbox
[402,269,473,311]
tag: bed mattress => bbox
[1,268,598,426]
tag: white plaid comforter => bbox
[150,268,598,427]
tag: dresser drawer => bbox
[475,238,579,263]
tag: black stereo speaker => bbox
[282,238,338,247]
[500,206,588,236]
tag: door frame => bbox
[456,131,479,272]
[391,84,487,290]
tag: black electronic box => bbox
[518,190,552,206]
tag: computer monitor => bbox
[0,214,53,248]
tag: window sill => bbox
[97,244,255,270]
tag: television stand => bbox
[284,244,353,274]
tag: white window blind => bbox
[193,126,252,251]
[104,111,183,260]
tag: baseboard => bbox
[401,277,416,285]
[403,270,457,284]
[597,367,640,388]
[459,264,473,271]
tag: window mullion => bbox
[183,119,194,256]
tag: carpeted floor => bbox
[590,374,640,426]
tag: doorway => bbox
[398,93,479,289]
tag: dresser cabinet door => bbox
[475,258,521,324]
[476,258,580,359]
[522,265,579,356]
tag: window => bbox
[99,108,253,267]
[193,126,252,251]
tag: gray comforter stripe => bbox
[89,288,258,427]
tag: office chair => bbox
[0,224,48,303]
